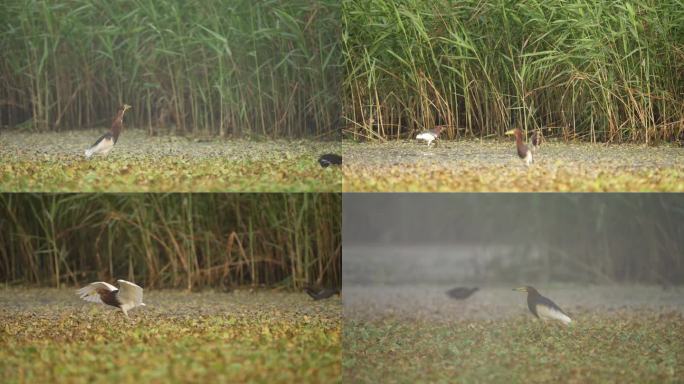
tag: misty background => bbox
[343,194,684,286]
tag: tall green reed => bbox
[0,0,341,138]
[0,193,342,289]
[343,0,684,143]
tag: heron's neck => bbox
[515,133,523,146]
[111,109,127,138]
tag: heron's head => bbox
[122,104,132,112]
[513,286,538,294]
[505,128,522,137]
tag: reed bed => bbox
[0,193,341,289]
[343,0,684,143]
[0,0,341,138]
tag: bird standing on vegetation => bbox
[84,104,131,159]
[304,286,339,300]
[445,286,479,300]
[505,128,533,166]
[513,286,572,325]
[318,153,342,168]
[416,126,444,147]
[76,279,145,318]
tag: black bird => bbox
[513,286,572,325]
[505,128,533,166]
[318,153,342,168]
[445,287,479,300]
[304,287,339,300]
[85,104,131,159]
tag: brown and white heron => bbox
[505,128,533,166]
[513,286,572,325]
[85,104,131,159]
[416,126,444,147]
[76,279,145,318]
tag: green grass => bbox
[341,140,684,192]
[344,312,684,383]
[0,289,341,384]
[0,130,341,192]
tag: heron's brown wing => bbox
[76,282,117,303]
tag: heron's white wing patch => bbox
[416,132,435,141]
[85,137,114,158]
[76,281,117,303]
[536,304,572,325]
[116,279,144,307]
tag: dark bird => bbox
[304,286,339,301]
[513,286,572,325]
[505,128,533,166]
[318,153,342,168]
[76,279,145,318]
[416,126,444,147]
[85,104,131,158]
[445,286,479,300]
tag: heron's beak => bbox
[512,287,527,292]
[505,129,516,136]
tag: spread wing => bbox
[116,280,144,306]
[76,282,118,303]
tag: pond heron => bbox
[505,128,533,166]
[85,104,131,159]
[76,279,145,318]
[513,286,572,325]
[416,126,444,147]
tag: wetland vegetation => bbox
[0,193,342,383]
[0,0,342,192]
[342,140,684,192]
[343,194,684,382]
[1,289,341,384]
[343,0,683,143]
[341,0,684,191]
[0,130,341,192]
[343,286,683,384]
